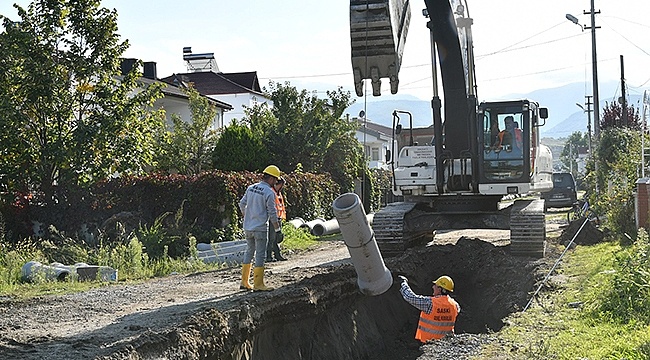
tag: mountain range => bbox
[345,80,647,139]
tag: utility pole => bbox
[620,55,628,127]
[585,96,593,156]
[643,90,649,177]
[585,0,601,140]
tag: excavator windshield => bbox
[479,106,530,182]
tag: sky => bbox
[1,0,650,106]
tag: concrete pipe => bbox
[302,218,325,232]
[22,261,70,282]
[332,193,392,296]
[287,217,305,229]
[312,218,340,236]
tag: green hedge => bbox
[1,171,341,245]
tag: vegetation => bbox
[243,81,365,193]
[212,123,269,171]
[0,0,165,207]
[155,85,219,175]
[0,215,319,297]
[588,101,643,237]
[480,231,650,359]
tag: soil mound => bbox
[558,218,604,246]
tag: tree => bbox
[580,98,643,235]
[560,132,588,178]
[593,128,640,235]
[0,0,164,206]
[212,122,268,171]
[601,101,641,131]
[243,81,364,192]
[155,85,218,175]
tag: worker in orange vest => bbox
[266,177,287,262]
[398,274,461,342]
[494,115,523,152]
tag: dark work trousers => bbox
[266,220,283,260]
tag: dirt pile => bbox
[558,218,604,246]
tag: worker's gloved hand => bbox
[397,275,408,283]
[276,231,284,244]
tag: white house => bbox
[121,59,233,130]
[355,118,393,169]
[160,48,271,127]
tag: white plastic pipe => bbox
[312,214,375,237]
[332,193,392,296]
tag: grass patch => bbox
[479,240,650,359]
[281,224,320,252]
[0,223,323,299]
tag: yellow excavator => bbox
[350,0,553,257]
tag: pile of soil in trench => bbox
[99,237,550,360]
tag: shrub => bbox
[589,228,650,324]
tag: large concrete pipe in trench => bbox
[332,193,392,296]
[311,214,375,237]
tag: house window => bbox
[371,147,380,161]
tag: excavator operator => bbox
[494,116,523,152]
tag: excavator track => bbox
[372,198,546,258]
[509,199,546,258]
[372,202,424,256]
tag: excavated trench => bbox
[104,237,549,360]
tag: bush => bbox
[589,228,650,324]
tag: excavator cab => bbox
[477,100,553,196]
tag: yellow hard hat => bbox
[263,165,281,178]
[434,275,454,292]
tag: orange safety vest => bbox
[275,190,286,221]
[497,129,523,149]
[415,295,459,342]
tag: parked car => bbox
[543,172,577,210]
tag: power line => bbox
[599,18,650,58]
[399,56,619,90]
[481,21,572,56]
[476,32,585,59]
[260,32,589,86]
[602,15,650,30]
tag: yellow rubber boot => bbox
[253,266,274,291]
[240,263,253,290]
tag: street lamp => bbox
[567,2,601,196]
[566,2,600,141]
[565,14,583,29]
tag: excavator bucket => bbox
[350,0,410,97]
